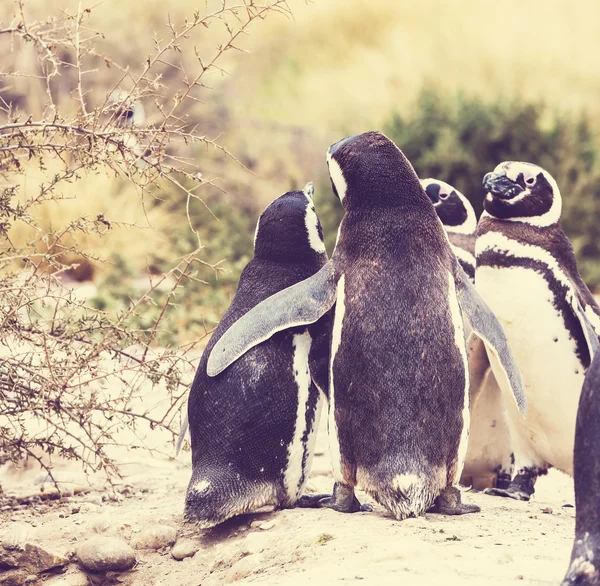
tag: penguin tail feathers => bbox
[360,468,444,520]
[184,468,280,528]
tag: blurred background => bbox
[3,0,600,345]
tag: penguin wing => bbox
[453,263,527,416]
[206,262,338,377]
[175,413,189,457]
[568,291,600,359]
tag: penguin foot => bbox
[296,493,330,508]
[428,486,481,516]
[495,472,512,491]
[484,468,540,501]
[300,482,371,513]
[483,487,531,501]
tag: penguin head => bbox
[482,162,562,227]
[253,183,327,263]
[326,131,428,211]
[421,178,477,234]
[107,90,146,127]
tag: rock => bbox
[0,542,68,574]
[131,525,177,550]
[171,539,200,561]
[82,495,102,506]
[76,536,135,572]
[541,507,553,514]
[79,503,101,514]
[258,521,276,531]
[225,555,263,583]
[0,570,28,586]
[240,533,271,556]
[2,525,32,550]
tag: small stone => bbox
[240,533,271,556]
[0,542,68,574]
[258,521,275,531]
[0,569,28,586]
[541,507,553,514]
[79,503,101,514]
[71,507,81,514]
[131,525,177,550]
[225,555,263,583]
[77,536,136,572]
[2,524,32,550]
[171,539,200,561]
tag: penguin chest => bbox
[476,264,584,471]
[284,331,324,501]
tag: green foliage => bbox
[384,89,600,288]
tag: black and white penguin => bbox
[207,132,525,520]
[421,179,477,283]
[476,161,600,501]
[562,351,600,586]
[422,178,513,491]
[184,183,331,527]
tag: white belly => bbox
[476,265,584,474]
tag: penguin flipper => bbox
[453,263,527,416]
[568,292,600,360]
[175,413,188,457]
[207,262,337,377]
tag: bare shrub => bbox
[0,0,292,489]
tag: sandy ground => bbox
[1,411,576,586]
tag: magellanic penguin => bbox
[207,132,526,520]
[562,350,600,586]
[476,161,600,501]
[421,179,477,282]
[422,178,513,491]
[184,184,331,528]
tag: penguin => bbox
[562,351,600,586]
[421,179,477,283]
[475,161,600,501]
[422,178,513,491]
[206,132,526,520]
[184,183,331,527]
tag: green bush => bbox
[383,89,600,288]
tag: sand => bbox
[1,410,575,586]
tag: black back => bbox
[563,351,600,585]
[185,189,329,522]
[327,132,467,488]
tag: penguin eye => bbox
[439,192,449,200]
[525,176,536,187]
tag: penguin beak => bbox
[483,172,524,200]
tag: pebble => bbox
[2,524,32,550]
[225,555,263,583]
[259,521,276,531]
[0,542,68,575]
[0,569,28,585]
[171,539,200,560]
[131,525,177,550]
[79,503,101,514]
[77,536,136,572]
[240,532,271,556]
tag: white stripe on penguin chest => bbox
[284,331,314,499]
[477,264,584,468]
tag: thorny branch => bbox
[0,0,292,491]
